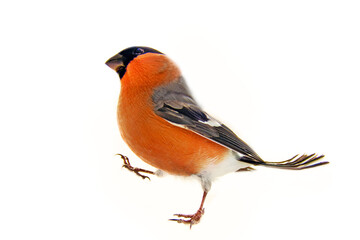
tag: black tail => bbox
[240,153,329,170]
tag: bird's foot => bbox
[169,208,205,228]
[116,154,154,180]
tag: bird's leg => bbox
[169,190,208,228]
[116,154,154,180]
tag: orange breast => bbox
[117,54,228,176]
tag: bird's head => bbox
[105,46,163,79]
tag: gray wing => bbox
[152,76,263,161]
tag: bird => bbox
[105,46,328,228]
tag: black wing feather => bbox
[152,77,328,170]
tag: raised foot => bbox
[169,208,205,228]
[116,154,154,180]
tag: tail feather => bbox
[240,154,329,170]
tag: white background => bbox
[1,0,359,239]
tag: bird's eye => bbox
[133,48,145,56]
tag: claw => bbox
[172,213,195,218]
[116,154,154,180]
[169,218,191,224]
[169,208,205,229]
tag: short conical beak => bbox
[105,53,124,71]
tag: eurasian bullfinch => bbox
[105,46,328,227]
